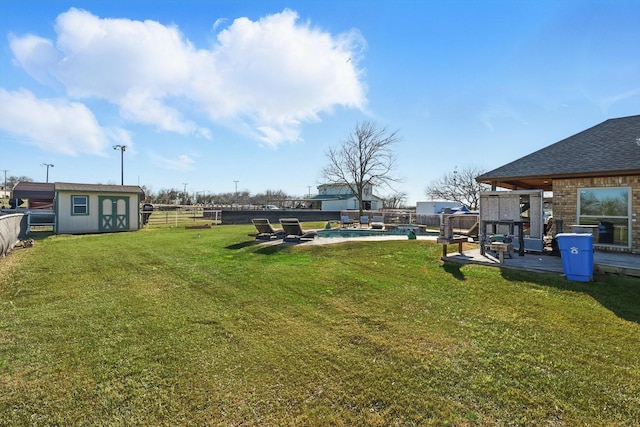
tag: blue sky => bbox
[1,0,638,204]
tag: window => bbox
[72,195,89,215]
[578,187,630,246]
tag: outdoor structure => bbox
[479,190,545,252]
[309,183,383,211]
[8,181,55,226]
[54,183,145,234]
[476,115,640,254]
[10,181,55,209]
[8,181,146,234]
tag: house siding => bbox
[315,183,383,211]
[552,175,639,254]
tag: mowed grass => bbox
[1,225,639,426]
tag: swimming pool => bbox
[317,226,439,238]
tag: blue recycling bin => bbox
[556,233,594,282]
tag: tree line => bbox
[142,187,409,209]
[3,122,487,210]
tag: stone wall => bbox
[552,175,639,253]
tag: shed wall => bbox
[56,192,140,234]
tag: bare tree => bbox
[5,175,33,189]
[425,165,489,210]
[251,189,288,207]
[321,121,401,217]
[382,191,408,209]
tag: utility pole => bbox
[233,180,239,209]
[182,183,188,204]
[113,145,127,185]
[1,170,8,199]
[41,163,54,183]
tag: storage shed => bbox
[54,183,145,234]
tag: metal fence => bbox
[144,207,222,227]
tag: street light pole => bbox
[113,145,127,185]
[233,180,239,209]
[2,170,9,198]
[41,163,54,183]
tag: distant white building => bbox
[416,200,474,227]
[416,201,459,215]
[310,183,384,211]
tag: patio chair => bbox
[340,215,355,228]
[359,216,370,228]
[371,215,385,230]
[279,218,318,241]
[459,220,479,241]
[250,218,285,240]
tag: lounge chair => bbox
[359,216,370,228]
[340,215,355,228]
[458,220,479,242]
[250,218,286,240]
[371,215,385,230]
[279,218,318,241]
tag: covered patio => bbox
[475,115,640,255]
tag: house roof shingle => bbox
[476,115,640,190]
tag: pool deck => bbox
[286,234,640,279]
[441,246,640,278]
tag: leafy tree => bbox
[424,165,489,210]
[321,121,401,217]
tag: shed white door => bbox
[99,196,129,232]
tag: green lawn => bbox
[1,225,639,426]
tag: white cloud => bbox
[197,9,367,144]
[478,103,527,132]
[597,87,640,114]
[9,7,367,147]
[9,34,63,86]
[149,152,196,171]
[119,88,209,137]
[212,18,227,31]
[0,88,112,155]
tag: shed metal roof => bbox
[12,182,55,199]
[12,182,145,200]
[476,115,640,190]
